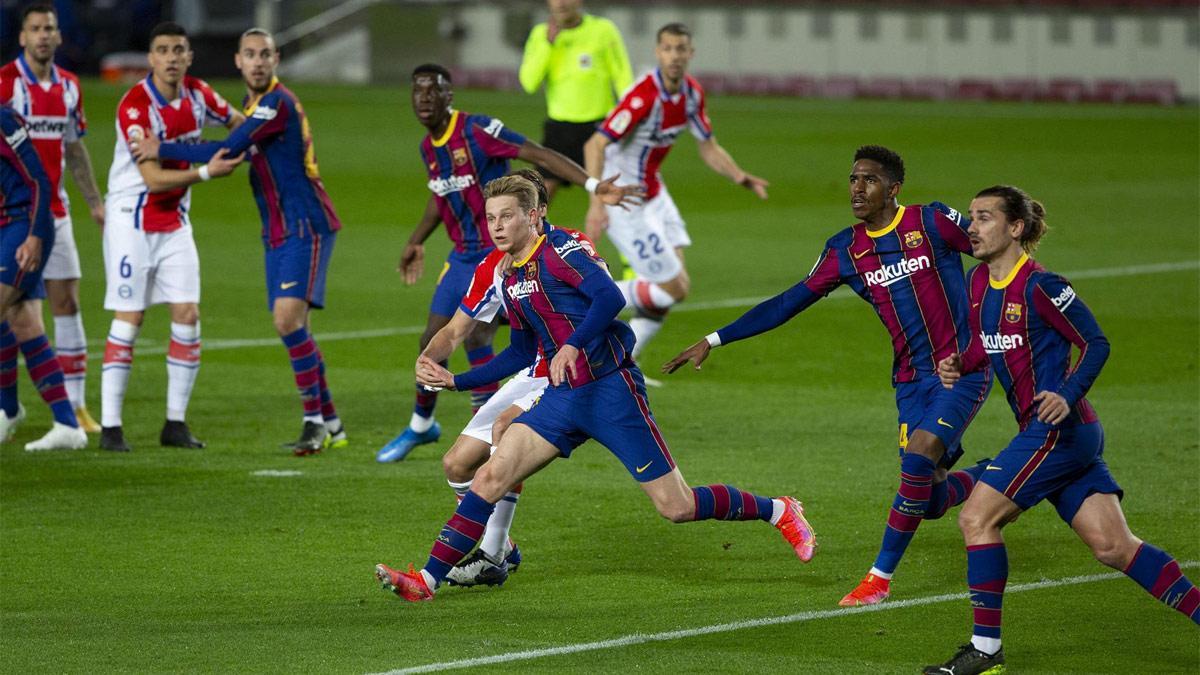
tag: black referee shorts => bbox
[539,118,602,185]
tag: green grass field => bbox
[2,79,1197,674]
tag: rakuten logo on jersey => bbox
[427,174,476,196]
[981,331,1024,354]
[1051,285,1076,311]
[25,115,69,139]
[507,278,541,301]
[863,256,930,288]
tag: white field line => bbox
[88,259,1199,359]
[371,561,1199,675]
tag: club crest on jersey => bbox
[904,231,924,249]
[452,147,468,167]
[579,53,593,70]
[1005,302,1023,323]
[524,261,538,279]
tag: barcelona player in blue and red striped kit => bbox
[374,175,815,602]
[133,29,344,454]
[378,63,639,463]
[924,186,1198,675]
[0,104,85,449]
[666,146,992,606]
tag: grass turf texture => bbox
[2,80,1197,673]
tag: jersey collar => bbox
[866,205,905,238]
[242,76,280,116]
[431,109,460,148]
[989,252,1030,289]
[653,68,684,104]
[16,52,58,85]
[513,234,546,267]
[143,75,171,107]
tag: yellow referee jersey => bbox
[519,14,634,123]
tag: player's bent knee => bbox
[1087,533,1140,570]
[469,462,509,504]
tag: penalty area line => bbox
[371,561,1199,674]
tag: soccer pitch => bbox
[2,80,1197,673]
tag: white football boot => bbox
[1,404,26,443]
[24,422,88,451]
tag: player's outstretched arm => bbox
[399,195,441,285]
[421,309,476,364]
[662,338,712,375]
[697,137,768,199]
[136,148,244,193]
[452,327,539,392]
[518,139,641,208]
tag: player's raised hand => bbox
[662,339,711,375]
[416,354,456,390]
[1033,391,1069,425]
[937,353,963,389]
[549,345,579,386]
[593,174,643,210]
[207,148,244,178]
[585,201,609,242]
[130,133,161,162]
[739,172,770,200]
[398,243,425,285]
[14,235,43,273]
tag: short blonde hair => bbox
[483,175,539,214]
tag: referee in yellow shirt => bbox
[520,0,633,201]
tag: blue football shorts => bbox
[514,365,677,483]
[980,420,1122,524]
[264,230,336,310]
[895,370,990,468]
[430,249,490,318]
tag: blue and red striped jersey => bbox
[156,78,342,248]
[421,110,526,255]
[962,255,1108,430]
[500,227,632,388]
[0,105,53,239]
[716,204,973,384]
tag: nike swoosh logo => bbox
[636,461,653,474]
[280,281,299,289]
[937,418,954,428]
[901,500,922,507]
[986,466,1002,471]
[852,249,872,259]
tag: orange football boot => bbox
[839,573,891,607]
[375,563,434,602]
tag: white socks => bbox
[410,412,434,433]
[101,319,139,428]
[53,313,87,409]
[165,322,201,422]
[480,491,520,559]
[971,636,1001,656]
[630,316,665,360]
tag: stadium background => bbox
[1,1,1197,672]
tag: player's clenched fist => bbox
[937,352,963,389]
[662,338,711,374]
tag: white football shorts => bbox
[103,194,201,311]
[604,186,690,283]
[461,370,548,444]
[42,215,83,280]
